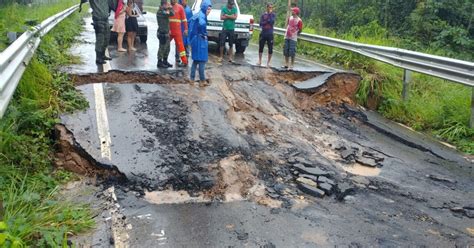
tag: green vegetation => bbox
[0,0,77,51]
[0,2,92,246]
[244,0,474,153]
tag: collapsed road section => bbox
[58,65,473,246]
[62,66,361,196]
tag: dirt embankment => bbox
[53,124,125,180]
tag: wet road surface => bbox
[63,12,474,247]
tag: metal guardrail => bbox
[0,5,78,118]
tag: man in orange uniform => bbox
[169,0,188,67]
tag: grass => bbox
[253,21,474,154]
[0,2,92,246]
[0,0,77,51]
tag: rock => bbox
[340,149,355,160]
[273,183,286,194]
[266,187,276,194]
[236,231,249,240]
[318,182,333,195]
[298,183,325,198]
[336,182,356,201]
[317,176,335,185]
[463,204,474,210]
[268,193,280,199]
[300,174,318,182]
[426,174,457,184]
[362,151,384,162]
[334,143,346,151]
[292,164,332,177]
[351,176,370,186]
[296,177,317,187]
[270,208,281,214]
[262,242,276,248]
[465,210,474,218]
[450,207,465,213]
[355,157,377,167]
[287,157,297,164]
[295,157,313,166]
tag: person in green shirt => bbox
[219,0,237,63]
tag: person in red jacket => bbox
[169,0,188,67]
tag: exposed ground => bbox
[60,65,473,246]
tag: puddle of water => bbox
[343,163,381,177]
[144,190,207,205]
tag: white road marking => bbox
[93,83,112,160]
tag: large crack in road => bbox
[59,65,473,246]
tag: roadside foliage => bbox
[242,0,474,153]
[0,1,92,246]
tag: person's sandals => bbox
[199,80,210,87]
[117,48,127,52]
[281,65,288,69]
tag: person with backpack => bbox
[282,6,303,70]
[257,2,275,67]
[188,0,212,87]
[79,0,117,64]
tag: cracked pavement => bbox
[63,13,474,247]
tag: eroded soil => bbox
[59,65,474,246]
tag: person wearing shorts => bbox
[125,0,139,51]
[258,2,275,67]
[219,0,237,63]
[283,6,303,70]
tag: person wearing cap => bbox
[219,0,238,63]
[283,6,303,70]
[189,0,212,87]
[156,0,174,68]
[257,2,275,67]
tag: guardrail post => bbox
[470,88,474,128]
[402,69,411,101]
[402,69,412,101]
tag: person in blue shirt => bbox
[257,2,275,67]
[176,0,193,62]
[189,0,212,87]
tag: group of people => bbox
[156,0,211,86]
[258,2,303,70]
[79,0,304,86]
[111,0,139,53]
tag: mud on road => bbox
[59,64,474,246]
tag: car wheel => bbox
[140,35,147,43]
[235,42,246,53]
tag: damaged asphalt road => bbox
[60,14,473,247]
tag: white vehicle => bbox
[191,0,254,53]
